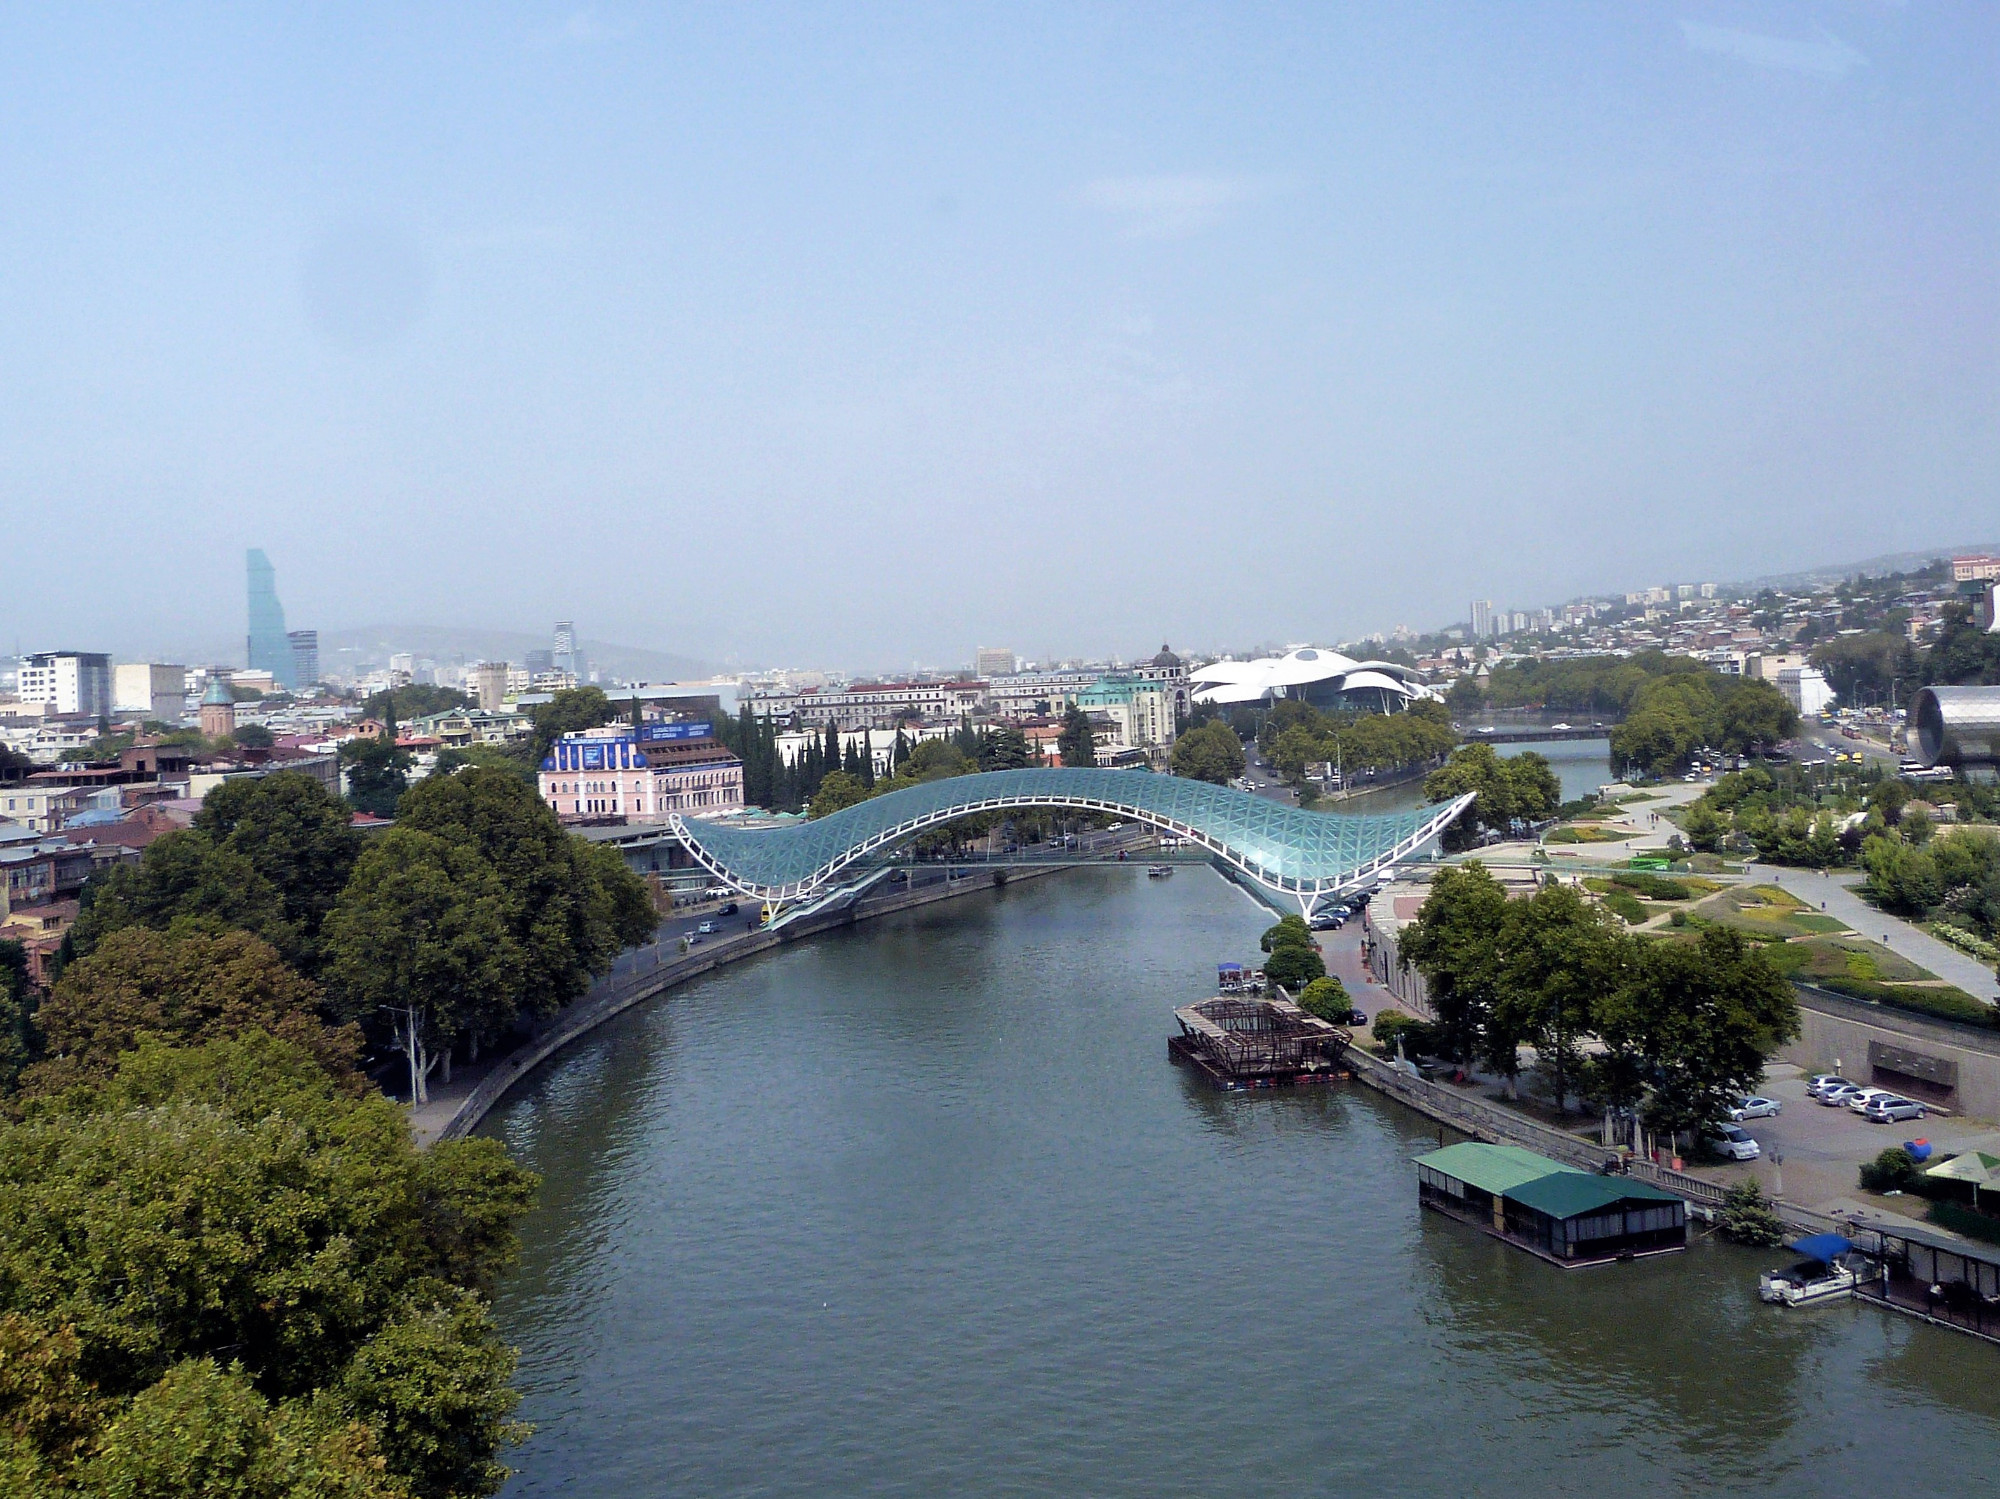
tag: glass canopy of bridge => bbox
[667,767,1473,907]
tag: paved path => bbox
[1754,864,1999,1000]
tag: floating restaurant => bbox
[1415,1141,1687,1268]
[1169,994,1348,1089]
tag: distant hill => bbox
[1730,543,2000,593]
[317,625,716,683]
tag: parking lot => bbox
[1701,1063,1996,1208]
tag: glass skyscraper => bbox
[246,548,294,689]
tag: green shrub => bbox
[1371,1009,1443,1057]
[1296,975,1351,1022]
[1719,1181,1786,1246]
[1859,1147,1917,1193]
[1612,871,1693,901]
[1600,890,1648,925]
[1806,977,1998,1027]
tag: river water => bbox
[484,867,2000,1497]
[1342,736,1614,816]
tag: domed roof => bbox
[1150,643,1181,667]
[200,675,235,706]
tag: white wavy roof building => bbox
[1189,647,1434,711]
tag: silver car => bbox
[1730,1096,1782,1121]
[1846,1087,1899,1115]
[1863,1096,1927,1123]
[1708,1123,1762,1161]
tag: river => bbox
[483,867,2000,1497]
[1340,735,1615,816]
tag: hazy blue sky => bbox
[3,4,1995,671]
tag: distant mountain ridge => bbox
[1729,543,2000,592]
[318,625,716,682]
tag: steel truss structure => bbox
[667,767,1473,919]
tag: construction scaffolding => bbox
[1169,995,1350,1089]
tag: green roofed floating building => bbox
[1415,1141,1687,1267]
[667,767,1474,922]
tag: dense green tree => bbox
[22,927,361,1097]
[0,1033,534,1496]
[1395,862,1509,1065]
[808,770,872,819]
[363,684,475,724]
[1295,975,1352,1023]
[1596,926,1798,1140]
[0,944,35,1096]
[1170,721,1245,785]
[1260,915,1311,953]
[70,1356,400,1499]
[1262,938,1325,992]
[230,723,276,750]
[322,829,520,1103]
[977,725,1032,772]
[67,831,298,965]
[330,1291,524,1499]
[1490,884,1630,1110]
[394,769,655,1032]
[1057,706,1097,768]
[1423,745,1560,848]
[1680,801,1729,853]
[340,738,412,819]
[194,772,362,955]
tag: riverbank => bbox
[412,863,1068,1144]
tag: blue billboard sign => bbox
[638,721,713,743]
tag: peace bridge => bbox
[663,767,1475,923]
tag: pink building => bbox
[539,722,744,823]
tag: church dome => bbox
[1149,643,1181,668]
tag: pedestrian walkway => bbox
[1754,864,1998,1000]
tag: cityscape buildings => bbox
[289,629,320,688]
[112,662,187,721]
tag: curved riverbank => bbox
[420,865,1067,1144]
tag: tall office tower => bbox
[1469,600,1495,639]
[246,549,294,689]
[553,621,577,676]
[975,647,1015,679]
[288,630,320,689]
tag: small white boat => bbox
[1759,1235,1868,1307]
[1147,865,1173,878]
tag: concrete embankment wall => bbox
[1782,985,2000,1119]
[436,866,1065,1141]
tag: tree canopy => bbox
[0,1033,535,1496]
[1423,744,1561,849]
[1397,863,1797,1127]
[23,927,362,1097]
[1170,721,1245,785]
[1057,706,1097,768]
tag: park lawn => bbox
[1692,884,1853,939]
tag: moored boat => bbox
[1759,1234,1869,1306]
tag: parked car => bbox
[695,920,719,935]
[1708,1123,1762,1161]
[1346,1008,1368,1027]
[1730,1096,1782,1121]
[1846,1087,1900,1115]
[1863,1096,1927,1123]
[1817,1083,1867,1108]
[1806,1074,1855,1100]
